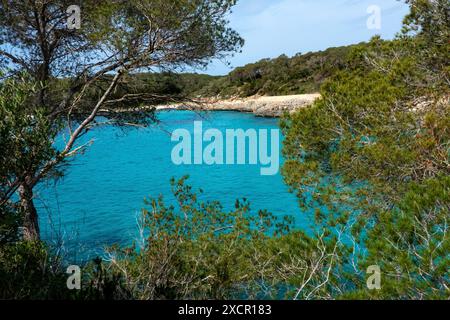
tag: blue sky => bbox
[204,0,410,75]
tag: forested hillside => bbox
[118,44,359,100]
[197,44,359,97]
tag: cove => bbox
[35,111,310,262]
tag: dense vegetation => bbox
[1,0,449,300]
[78,72,221,109]
[280,0,449,299]
[114,44,358,99]
[197,44,359,97]
[88,44,361,101]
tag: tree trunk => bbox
[18,183,40,241]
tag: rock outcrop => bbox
[155,94,321,117]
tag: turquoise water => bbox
[36,111,308,261]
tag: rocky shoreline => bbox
[155,93,321,117]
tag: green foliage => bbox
[402,0,449,45]
[80,0,244,67]
[198,44,360,97]
[0,75,61,242]
[109,72,221,104]
[0,240,132,299]
[105,176,295,299]
[0,76,61,182]
[281,0,449,300]
[0,202,20,244]
[360,175,450,299]
[0,241,68,299]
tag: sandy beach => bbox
[155,93,321,117]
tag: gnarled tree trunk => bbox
[18,183,40,241]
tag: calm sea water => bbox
[36,111,310,261]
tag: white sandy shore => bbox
[155,93,321,117]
